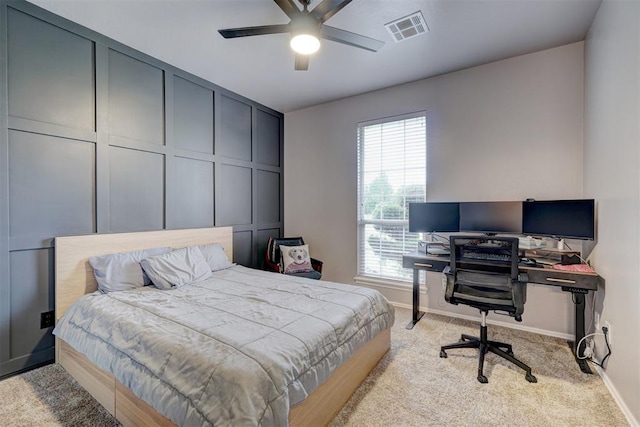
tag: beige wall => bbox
[285,42,585,338]
[584,0,640,423]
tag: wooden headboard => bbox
[54,227,233,321]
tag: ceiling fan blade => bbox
[294,54,309,71]
[320,25,384,52]
[311,0,353,23]
[218,24,290,39]
[274,0,301,20]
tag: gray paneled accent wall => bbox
[0,1,284,377]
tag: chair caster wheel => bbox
[526,373,537,383]
[440,350,447,358]
[477,374,488,384]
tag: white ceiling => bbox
[28,0,602,113]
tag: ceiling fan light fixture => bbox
[290,33,320,54]
[218,0,385,70]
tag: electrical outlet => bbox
[603,321,612,346]
[40,310,54,329]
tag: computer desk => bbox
[402,251,600,374]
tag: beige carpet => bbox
[0,308,628,426]
[0,361,117,427]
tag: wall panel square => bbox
[257,170,280,224]
[9,131,95,239]
[7,9,94,130]
[9,249,54,359]
[217,164,252,226]
[233,230,252,267]
[172,157,214,229]
[174,76,214,154]
[218,95,251,161]
[109,50,164,144]
[256,110,280,167]
[109,147,164,232]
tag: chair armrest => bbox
[311,258,323,273]
[443,266,456,304]
[264,257,281,273]
[513,278,528,319]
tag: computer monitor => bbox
[459,201,523,235]
[522,199,595,240]
[408,202,460,233]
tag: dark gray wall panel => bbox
[174,76,214,154]
[257,170,280,224]
[172,157,214,229]
[218,95,252,161]
[0,1,283,377]
[109,50,164,144]
[256,228,280,269]
[7,9,94,130]
[256,110,280,167]
[217,164,252,226]
[233,230,252,266]
[9,248,54,359]
[8,131,95,240]
[109,147,164,232]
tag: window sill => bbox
[353,275,413,292]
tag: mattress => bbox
[54,265,395,426]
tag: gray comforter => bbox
[54,265,394,426]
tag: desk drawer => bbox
[402,256,448,272]
[526,268,598,291]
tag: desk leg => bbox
[406,268,425,330]
[571,291,593,375]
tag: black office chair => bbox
[439,235,537,384]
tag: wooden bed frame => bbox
[55,227,391,427]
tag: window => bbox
[357,113,426,280]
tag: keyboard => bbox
[462,251,511,262]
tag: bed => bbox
[54,227,393,426]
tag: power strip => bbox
[583,339,595,358]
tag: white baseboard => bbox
[355,275,573,341]
[390,301,573,341]
[595,366,639,427]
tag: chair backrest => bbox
[266,237,305,264]
[449,235,520,279]
[446,235,526,320]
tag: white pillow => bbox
[141,246,212,290]
[197,243,233,271]
[89,247,171,293]
[279,244,314,274]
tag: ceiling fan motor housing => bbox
[290,11,321,37]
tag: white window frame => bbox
[356,111,427,281]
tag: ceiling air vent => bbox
[384,11,429,42]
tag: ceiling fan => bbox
[218,0,385,71]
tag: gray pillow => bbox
[141,245,212,290]
[89,247,171,293]
[198,243,233,271]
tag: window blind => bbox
[357,113,426,280]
